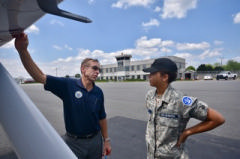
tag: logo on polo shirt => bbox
[75,91,83,99]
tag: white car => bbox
[216,71,237,80]
[204,74,213,80]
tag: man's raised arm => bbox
[14,33,46,84]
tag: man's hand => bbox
[103,140,111,156]
[13,32,46,84]
[14,33,29,53]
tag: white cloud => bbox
[160,47,172,53]
[136,36,161,48]
[49,36,174,75]
[49,48,120,76]
[53,45,63,50]
[88,0,95,5]
[161,40,175,47]
[233,12,240,24]
[50,19,64,26]
[214,40,223,45]
[142,18,160,28]
[199,49,222,60]
[112,0,155,9]
[174,53,192,58]
[52,44,73,51]
[1,58,31,78]
[177,42,210,50]
[64,44,73,51]
[25,25,39,34]
[233,56,240,62]
[1,39,15,49]
[161,0,197,19]
[174,53,202,68]
[154,6,161,12]
[3,35,229,78]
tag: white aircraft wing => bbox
[0,0,91,158]
[0,0,91,46]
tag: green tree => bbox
[205,64,213,71]
[225,60,240,71]
[197,64,207,71]
[75,73,81,78]
[186,66,196,71]
[214,66,224,71]
[213,62,221,67]
[65,75,70,78]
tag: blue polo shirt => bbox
[44,75,106,136]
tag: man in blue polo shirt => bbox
[15,33,111,159]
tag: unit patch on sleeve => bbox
[182,96,193,106]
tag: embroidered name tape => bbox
[159,113,179,119]
[182,96,193,106]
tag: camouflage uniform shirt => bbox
[145,85,208,159]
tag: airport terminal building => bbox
[99,54,185,81]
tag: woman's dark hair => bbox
[160,71,177,83]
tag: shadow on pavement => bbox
[108,116,240,159]
[1,116,240,159]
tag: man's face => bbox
[82,61,100,81]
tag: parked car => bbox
[216,71,237,80]
[204,74,213,80]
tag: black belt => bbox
[66,131,99,139]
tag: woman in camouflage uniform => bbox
[143,58,225,159]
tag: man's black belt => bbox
[66,131,99,139]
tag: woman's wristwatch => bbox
[104,137,111,142]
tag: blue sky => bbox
[1,0,240,78]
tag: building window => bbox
[125,66,129,71]
[137,65,140,71]
[143,75,147,80]
[131,65,135,71]
[118,61,124,71]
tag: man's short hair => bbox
[81,58,99,73]
[81,58,99,68]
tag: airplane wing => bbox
[0,0,91,158]
[0,0,92,47]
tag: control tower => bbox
[115,53,132,80]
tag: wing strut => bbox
[0,63,77,159]
[37,0,92,23]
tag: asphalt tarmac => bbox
[0,80,240,159]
